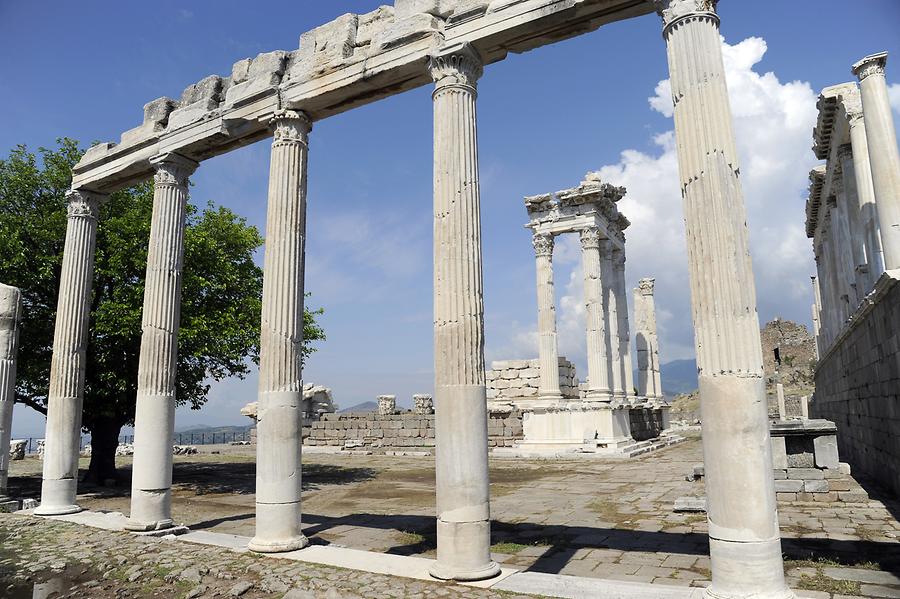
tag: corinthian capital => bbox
[65,189,103,220]
[579,227,601,250]
[428,42,483,90]
[270,109,312,143]
[532,233,554,257]
[654,0,719,32]
[637,277,655,296]
[151,153,198,188]
[852,51,887,82]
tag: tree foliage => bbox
[0,139,325,479]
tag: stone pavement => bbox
[7,435,900,597]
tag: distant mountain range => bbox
[175,424,251,435]
[659,358,699,396]
[338,400,378,413]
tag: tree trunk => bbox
[84,416,121,485]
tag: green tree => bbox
[0,139,325,482]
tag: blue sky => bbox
[3,1,899,437]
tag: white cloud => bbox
[488,36,820,381]
[889,83,900,115]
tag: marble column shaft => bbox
[837,151,868,299]
[633,279,662,399]
[127,153,197,531]
[533,233,563,402]
[36,190,103,516]
[656,1,791,596]
[847,108,885,287]
[612,248,634,400]
[428,42,499,582]
[853,52,900,270]
[249,110,312,553]
[580,228,610,401]
[0,284,22,498]
[811,276,822,359]
[600,240,624,399]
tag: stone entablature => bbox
[70,0,654,194]
[486,358,578,406]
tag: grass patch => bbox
[396,530,426,545]
[797,573,861,595]
[491,542,530,554]
[587,499,636,529]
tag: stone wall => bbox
[811,271,900,496]
[486,358,578,404]
[303,409,524,453]
[628,408,666,442]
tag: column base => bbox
[34,503,82,516]
[706,536,794,599]
[705,587,796,599]
[429,560,501,582]
[248,534,309,553]
[36,478,81,516]
[124,517,175,532]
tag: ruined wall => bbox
[486,358,578,404]
[811,271,900,496]
[303,409,524,453]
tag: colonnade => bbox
[810,51,899,356]
[530,228,635,404]
[34,0,795,594]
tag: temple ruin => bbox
[806,51,900,497]
[13,0,847,596]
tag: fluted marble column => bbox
[580,228,611,401]
[0,284,22,499]
[612,247,634,400]
[853,52,900,270]
[655,1,792,596]
[811,276,822,360]
[429,42,499,582]
[837,146,869,298]
[249,110,312,553]
[36,190,103,516]
[846,104,885,287]
[600,241,623,400]
[533,233,563,404]
[126,153,197,531]
[633,278,662,399]
[831,182,858,309]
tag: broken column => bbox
[428,42,499,582]
[249,111,312,553]
[36,190,104,516]
[633,278,662,399]
[532,232,563,403]
[127,153,198,531]
[0,284,22,499]
[581,227,611,402]
[853,52,900,270]
[656,0,791,595]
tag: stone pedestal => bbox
[532,233,563,404]
[249,111,312,553]
[127,153,198,532]
[853,52,900,270]
[509,405,633,456]
[37,190,104,517]
[428,42,499,582]
[0,284,22,499]
[656,0,792,596]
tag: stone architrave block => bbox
[167,75,224,131]
[373,13,441,50]
[289,13,359,81]
[119,97,176,147]
[813,435,840,469]
[224,51,288,107]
